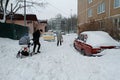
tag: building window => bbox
[88,8,92,17]
[119,18,120,27]
[114,18,118,26]
[88,0,93,4]
[114,0,120,8]
[97,2,105,14]
[117,18,120,28]
[113,18,120,29]
[99,20,105,30]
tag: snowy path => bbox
[0,34,120,80]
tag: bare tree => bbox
[0,0,9,22]
[0,0,47,23]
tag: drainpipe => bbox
[10,3,13,23]
[86,0,88,23]
[24,0,26,26]
[109,0,111,18]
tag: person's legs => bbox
[57,40,59,46]
[37,43,41,53]
[33,43,37,52]
[60,40,62,45]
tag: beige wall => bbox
[78,0,87,25]
[37,23,47,32]
[78,0,120,26]
[33,22,47,33]
[110,0,120,16]
[6,19,47,34]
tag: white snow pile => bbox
[0,33,120,80]
[82,31,120,47]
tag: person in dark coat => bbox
[33,29,42,53]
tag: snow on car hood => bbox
[82,31,120,48]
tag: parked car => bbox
[73,31,120,56]
[42,32,55,41]
[61,31,65,35]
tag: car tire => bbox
[73,43,77,49]
[81,49,86,56]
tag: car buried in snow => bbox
[73,31,120,56]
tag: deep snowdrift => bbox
[0,33,120,80]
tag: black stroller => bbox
[16,34,33,58]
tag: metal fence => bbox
[0,22,28,40]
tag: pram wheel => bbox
[29,53,32,56]
[29,52,33,56]
[16,51,20,58]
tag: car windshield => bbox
[44,33,54,36]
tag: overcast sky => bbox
[39,0,77,20]
[8,0,77,20]
[23,0,77,20]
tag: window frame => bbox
[97,2,105,14]
[114,0,120,8]
[88,0,93,4]
[113,18,120,29]
[88,8,92,17]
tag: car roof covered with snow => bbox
[81,31,120,47]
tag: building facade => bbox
[78,0,120,30]
[0,14,47,34]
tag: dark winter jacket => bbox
[33,30,40,43]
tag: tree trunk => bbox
[0,0,9,23]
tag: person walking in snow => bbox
[57,31,63,46]
[32,29,43,53]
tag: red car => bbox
[74,31,120,56]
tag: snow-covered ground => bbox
[0,33,120,80]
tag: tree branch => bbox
[14,4,33,13]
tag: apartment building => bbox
[78,0,120,31]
